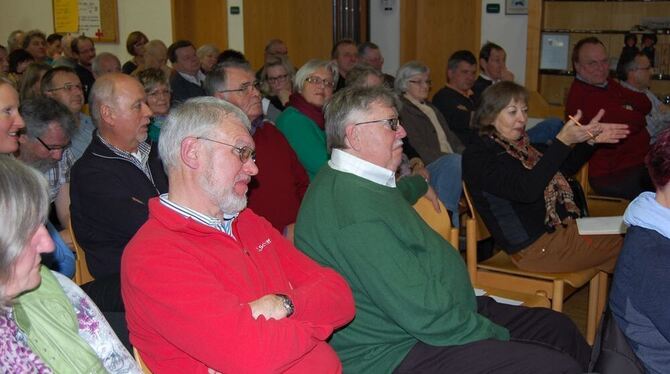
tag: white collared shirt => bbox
[178,70,206,86]
[329,149,396,188]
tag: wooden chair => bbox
[577,163,630,217]
[68,218,95,285]
[133,347,153,374]
[413,196,551,309]
[463,183,608,344]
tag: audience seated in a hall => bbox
[463,81,627,274]
[618,52,670,144]
[122,30,148,75]
[255,38,289,79]
[206,61,309,233]
[566,37,654,200]
[610,128,670,374]
[121,97,354,374]
[91,52,121,79]
[196,43,219,75]
[0,157,140,373]
[357,41,395,88]
[276,59,336,180]
[71,35,96,103]
[16,96,77,277]
[296,85,591,374]
[69,73,168,313]
[432,50,479,147]
[21,29,48,64]
[259,54,294,122]
[137,68,171,142]
[168,40,206,106]
[395,61,464,226]
[331,39,358,91]
[41,66,95,161]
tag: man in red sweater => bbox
[566,37,653,199]
[205,61,309,234]
[121,96,355,373]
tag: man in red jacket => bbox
[205,61,309,234]
[566,37,653,199]
[121,96,355,374]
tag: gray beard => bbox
[31,158,58,173]
[198,171,247,216]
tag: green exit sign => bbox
[486,3,500,13]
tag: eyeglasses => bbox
[354,117,400,131]
[408,80,432,86]
[147,88,171,98]
[47,83,83,93]
[218,81,261,95]
[266,74,289,84]
[196,137,256,163]
[305,76,335,88]
[36,137,71,152]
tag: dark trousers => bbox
[394,297,591,374]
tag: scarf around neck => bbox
[288,92,325,129]
[624,191,670,239]
[491,133,580,229]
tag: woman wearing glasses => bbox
[137,68,171,142]
[396,61,464,226]
[276,59,337,179]
[259,55,294,122]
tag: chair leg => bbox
[586,274,601,345]
[596,271,608,320]
[551,280,564,312]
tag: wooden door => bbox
[400,0,481,94]
[243,0,333,71]
[171,0,228,51]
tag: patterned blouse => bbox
[0,271,140,373]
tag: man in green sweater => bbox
[295,86,590,373]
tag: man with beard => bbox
[16,96,76,276]
[121,97,355,373]
[205,61,309,233]
[70,73,168,313]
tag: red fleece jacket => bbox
[565,78,651,178]
[121,199,355,373]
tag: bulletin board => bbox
[53,0,119,43]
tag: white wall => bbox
[369,0,401,76]
[0,0,173,64]
[480,0,528,85]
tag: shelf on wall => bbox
[540,69,670,80]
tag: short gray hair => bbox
[204,60,252,96]
[345,63,384,88]
[88,73,119,128]
[0,156,49,304]
[325,85,400,152]
[159,96,251,174]
[394,61,429,93]
[294,59,338,93]
[19,96,77,139]
[91,52,121,77]
[197,44,220,60]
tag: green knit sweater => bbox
[295,166,509,374]
[276,106,328,180]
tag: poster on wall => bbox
[52,0,118,42]
[53,0,79,33]
[506,0,528,15]
[78,0,101,38]
[540,33,569,71]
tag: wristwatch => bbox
[276,294,294,317]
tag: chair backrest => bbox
[68,218,95,285]
[462,183,491,242]
[413,196,459,249]
[133,347,153,374]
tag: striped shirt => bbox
[96,133,155,186]
[45,148,75,202]
[159,194,238,238]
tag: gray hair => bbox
[159,96,251,174]
[394,61,429,93]
[197,44,220,60]
[345,63,384,88]
[136,67,169,93]
[324,85,400,152]
[91,52,121,77]
[0,156,49,304]
[7,30,24,52]
[204,60,252,96]
[19,96,77,139]
[294,59,339,93]
[89,73,120,128]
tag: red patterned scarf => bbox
[491,133,580,229]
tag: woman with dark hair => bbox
[610,129,670,374]
[122,31,148,75]
[0,157,140,372]
[463,81,628,273]
[7,49,34,87]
